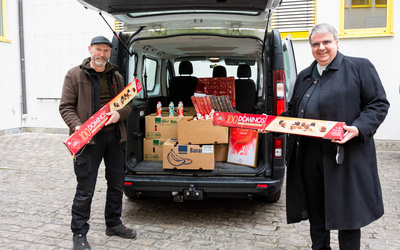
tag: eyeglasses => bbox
[311,40,335,48]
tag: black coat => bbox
[285,52,390,230]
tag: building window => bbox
[375,0,387,7]
[340,0,393,37]
[271,0,316,39]
[351,0,371,8]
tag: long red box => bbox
[64,79,143,155]
[212,112,345,140]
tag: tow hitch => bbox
[184,184,204,200]
[172,184,204,202]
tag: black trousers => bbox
[302,141,361,250]
[71,130,125,236]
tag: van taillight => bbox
[274,138,283,158]
[273,70,287,116]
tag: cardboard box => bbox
[145,114,192,139]
[177,118,229,145]
[64,79,142,155]
[163,139,215,170]
[215,143,229,162]
[143,138,168,161]
[227,128,259,167]
[213,112,345,140]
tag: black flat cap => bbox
[90,36,113,47]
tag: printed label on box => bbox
[202,145,214,154]
[143,138,167,161]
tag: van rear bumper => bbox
[124,175,283,198]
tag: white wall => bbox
[1,0,399,140]
[292,0,399,141]
[0,1,22,131]
[21,0,114,130]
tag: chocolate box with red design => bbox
[64,79,143,155]
[212,112,345,140]
[227,128,259,167]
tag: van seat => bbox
[212,65,227,77]
[235,64,256,113]
[169,61,198,107]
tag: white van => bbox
[78,0,297,202]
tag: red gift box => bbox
[227,128,259,167]
[64,79,143,155]
[212,112,345,140]
[196,77,236,107]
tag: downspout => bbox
[18,0,27,117]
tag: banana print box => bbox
[163,139,215,170]
[145,114,192,139]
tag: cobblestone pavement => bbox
[0,133,399,249]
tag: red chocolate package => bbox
[212,112,345,140]
[64,79,143,155]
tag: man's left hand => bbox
[332,125,359,144]
[105,111,120,126]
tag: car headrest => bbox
[212,65,227,77]
[237,64,251,78]
[179,61,193,75]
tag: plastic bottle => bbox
[169,102,174,117]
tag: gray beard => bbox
[93,59,107,67]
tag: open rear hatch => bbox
[78,0,282,31]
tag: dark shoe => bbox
[106,224,137,239]
[73,234,90,250]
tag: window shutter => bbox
[271,0,316,39]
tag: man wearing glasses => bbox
[284,23,389,249]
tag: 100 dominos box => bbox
[64,79,142,155]
[212,112,345,140]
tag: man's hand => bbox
[332,125,359,144]
[105,111,120,126]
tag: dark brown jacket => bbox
[59,58,132,142]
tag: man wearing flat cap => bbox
[60,36,135,250]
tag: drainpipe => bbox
[18,0,27,117]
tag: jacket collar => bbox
[302,51,344,80]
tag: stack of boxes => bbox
[143,112,230,170]
[143,114,190,161]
